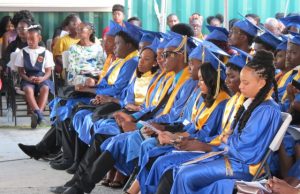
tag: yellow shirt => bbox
[52,35,79,56]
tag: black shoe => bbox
[49,186,68,194]
[63,185,84,194]
[43,150,63,161]
[50,159,73,170]
[31,113,38,129]
[64,175,77,187]
[66,162,79,174]
[18,143,45,160]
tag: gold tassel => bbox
[214,60,221,99]
[201,46,205,64]
[245,56,249,64]
[224,156,233,176]
[174,35,187,63]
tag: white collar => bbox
[243,98,253,110]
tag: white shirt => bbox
[14,46,55,72]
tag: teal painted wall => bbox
[0,12,112,41]
[0,0,299,41]
[126,0,300,31]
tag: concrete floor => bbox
[0,118,123,194]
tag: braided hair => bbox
[200,62,231,107]
[232,50,279,133]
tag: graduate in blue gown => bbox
[65,38,160,175]
[61,31,200,194]
[47,21,142,171]
[99,35,198,176]
[280,34,300,112]
[73,37,161,146]
[152,50,282,194]
[133,42,237,194]
[139,46,233,194]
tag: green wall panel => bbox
[126,0,300,32]
[0,12,112,42]
[0,0,299,41]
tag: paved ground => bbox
[0,117,123,194]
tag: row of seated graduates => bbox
[18,15,300,194]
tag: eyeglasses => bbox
[162,51,182,59]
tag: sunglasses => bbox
[162,51,183,59]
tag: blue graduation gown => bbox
[288,159,300,180]
[73,71,158,145]
[140,98,227,194]
[49,56,138,122]
[169,99,282,194]
[102,78,197,176]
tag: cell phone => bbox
[292,79,300,91]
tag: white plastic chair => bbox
[62,51,70,70]
[46,39,52,52]
[252,112,292,180]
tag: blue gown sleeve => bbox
[226,101,282,164]
[120,78,136,108]
[148,79,197,123]
[96,57,138,97]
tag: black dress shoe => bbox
[18,143,45,160]
[63,185,84,194]
[50,159,73,170]
[66,162,79,174]
[64,175,77,187]
[49,186,68,194]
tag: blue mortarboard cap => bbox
[233,19,260,36]
[258,31,282,49]
[123,21,143,44]
[189,43,226,81]
[206,25,229,42]
[106,20,123,36]
[279,16,300,29]
[144,37,160,53]
[290,35,300,46]
[205,49,227,81]
[276,40,288,51]
[139,29,162,43]
[192,38,230,57]
[157,36,172,49]
[140,33,156,43]
[228,48,253,69]
[165,36,194,55]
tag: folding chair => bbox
[252,112,292,181]
[46,39,52,52]
[62,50,70,81]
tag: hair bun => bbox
[252,50,274,67]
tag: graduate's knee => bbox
[39,85,49,94]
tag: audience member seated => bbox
[15,25,55,128]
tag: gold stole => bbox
[97,54,114,84]
[145,71,166,107]
[133,71,158,106]
[149,72,175,108]
[107,50,139,85]
[191,92,203,122]
[195,91,230,130]
[281,70,300,102]
[161,67,191,115]
[209,93,245,146]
